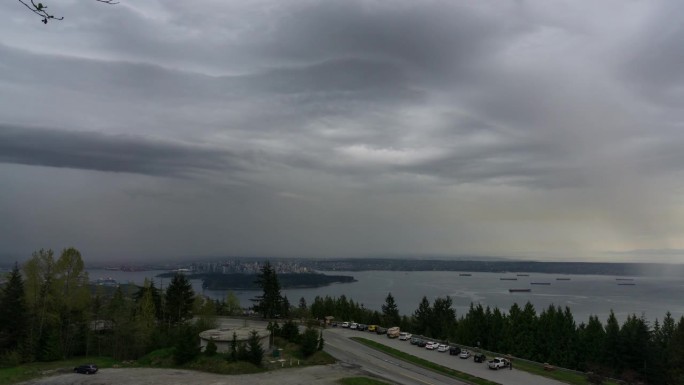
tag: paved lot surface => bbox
[18,365,363,385]
[327,327,567,385]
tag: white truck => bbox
[488,357,510,370]
[387,326,401,338]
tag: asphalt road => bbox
[324,328,468,385]
[325,326,568,385]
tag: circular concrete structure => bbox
[199,325,270,353]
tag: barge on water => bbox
[509,289,531,293]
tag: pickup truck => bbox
[488,357,510,370]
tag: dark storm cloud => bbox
[0,124,246,177]
[250,2,530,78]
[2,0,684,262]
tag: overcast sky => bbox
[2,0,684,264]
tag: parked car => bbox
[417,339,427,347]
[350,322,358,329]
[459,349,471,359]
[473,353,487,363]
[376,327,387,335]
[74,364,98,374]
[331,321,338,327]
[368,325,377,332]
[399,332,412,340]
[488,357,510,370]
[449,345,461,355]
[425,341,438,350]
[437,344,448,352]
[409,337,421,345]
[341,321,350,328]
[357,324,367,331]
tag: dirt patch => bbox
[18,364,368,385]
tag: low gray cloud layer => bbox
[1,0,684,263]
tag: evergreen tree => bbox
[133,280,157,356]
[173,323,199,365]
[667,316,684,384]
[204,340,217,356]
[431,296,456,340]
[297,297,309,319]
[165,274,195,326]
[580,315,606,370]
[246,330,264,366]
[229,331,238,361]
[381,292,400,326]
[301,327,319,357]
[618,314,650,380]
[251,262,284,318]
[281,295,291,319]
[413,296,432,335]
[0,263,28,356]
[280,320,300,342]
[604,310,620,373]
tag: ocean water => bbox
[88,269,684,324]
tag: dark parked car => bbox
[357,324,367,331]
[473,353,487,363]
[376,327,387,335]
[417,339,427,347]
[449,345,461,355]
[74,364,98,374]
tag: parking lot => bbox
[327,325,567,385]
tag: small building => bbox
[199,325,270,353]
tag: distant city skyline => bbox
[2,1,684,264]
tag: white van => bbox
[399,332,412,340]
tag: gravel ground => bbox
[18,364,368,385]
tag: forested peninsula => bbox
[155,272,356,290]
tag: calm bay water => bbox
[88,269,684,324]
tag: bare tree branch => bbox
[18,0,118,24]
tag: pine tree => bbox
[301,327,319,357]
[204,340,217,356]
[667,317,684,384]
[0,263,28,356]
[381,292,400,326]
[165,274,195,326]
[580,315,606,370]
[413,296,432,335]
[229,331,238,362]
[604,310,620,374]
[173,323,199,365]
[246,330,264,366]
[251,262,284,319]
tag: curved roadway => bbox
[324,327,567,385]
